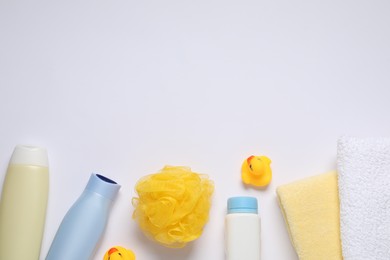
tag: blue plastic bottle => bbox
[46,174,120,260]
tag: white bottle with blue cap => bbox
[225,196,261,260]
[46,173,120,260]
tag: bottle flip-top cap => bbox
[227,196,258,214]
[85,174,121,201]
[9,145,49,167]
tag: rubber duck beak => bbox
[108,247,119,256]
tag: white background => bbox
[1,0,390,259]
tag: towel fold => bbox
[337,137,390,260]
[276,172,343,260]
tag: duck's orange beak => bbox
[246,155,255,165]
[108,247,119,256]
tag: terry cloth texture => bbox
[276,171,342,260]
[337,137,390,260]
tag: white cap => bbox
[9,145,49,167]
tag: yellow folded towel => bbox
[276,172,342,260]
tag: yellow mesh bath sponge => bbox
[132,166,214,248]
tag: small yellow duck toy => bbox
[241,155,272,187]
[103,246,136,260]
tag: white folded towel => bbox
[337,137,390,260]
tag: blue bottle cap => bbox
[85,174,121,201]
[227,196,258,214]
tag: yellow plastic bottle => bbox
[0,145,49,260]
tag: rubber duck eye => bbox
[249,164,253,170]
[118,253,122,256]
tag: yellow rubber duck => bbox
[103,246,136,260]
[241,155,272,187]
